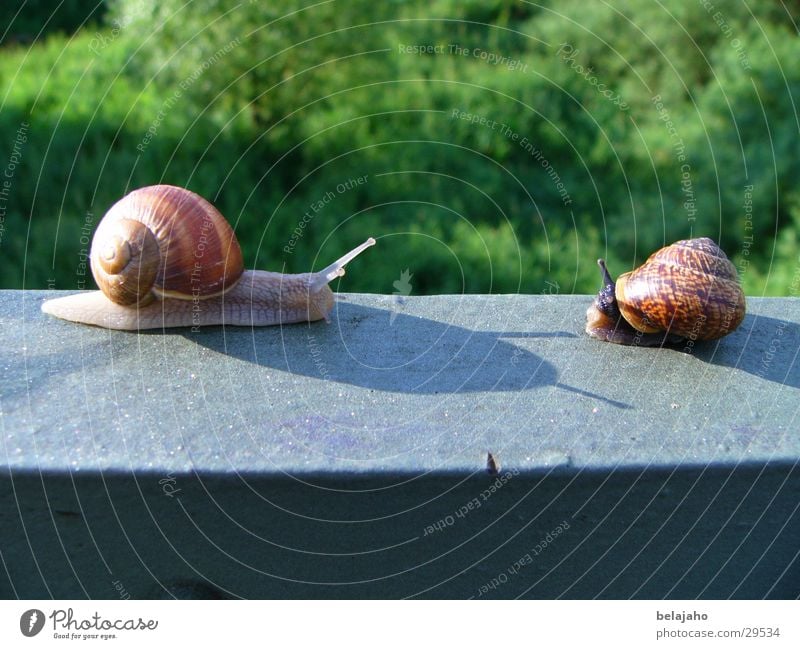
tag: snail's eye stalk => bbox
[595,259,621,320]
[597,258,615,289]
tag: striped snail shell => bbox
[585,237,746,346]
[90,185,244,305]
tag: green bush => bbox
[1,0,798,296]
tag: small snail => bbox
[585,237,745,346]
[41,185,375,330]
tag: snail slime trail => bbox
[41,185,376,330]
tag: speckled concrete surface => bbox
[1,291,798,598]
[2,292,798,474]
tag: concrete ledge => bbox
[1,291,798,598]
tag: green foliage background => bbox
[1,0,798,296]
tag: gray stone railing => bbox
[1,291,798,598]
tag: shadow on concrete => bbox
[187,301,629,408]
[693,313,800,390]
[3,461,798,599]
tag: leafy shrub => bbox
[1,0,798,296]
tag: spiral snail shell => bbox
[41,185,375,330]
[585,237,746,346]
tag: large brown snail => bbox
[42,185,375,330]
[585,237,746,346]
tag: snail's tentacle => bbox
[309,238,376,293]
